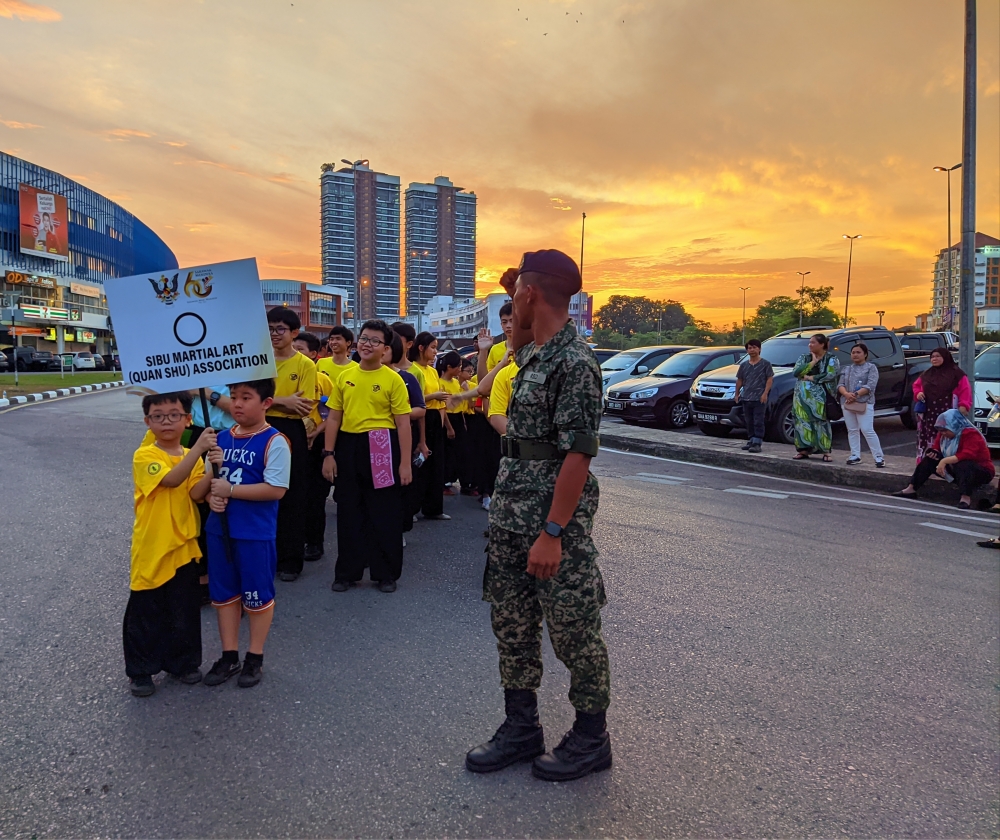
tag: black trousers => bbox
[742,400,766,444]
[333,430,404,583]
[402,419,420,532]
[910,453,994,496]
[268,416,310,575]
[418,410,446,517]
[445,412,467,485]
[475,417,502,497]
[122,561,202,678]
[304,437,332,548]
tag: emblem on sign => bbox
[149,274,180,305]
[184,272,213,298]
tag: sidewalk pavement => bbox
[599,419,1000,507]
[0,380,124,409]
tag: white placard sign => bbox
[104,257,276,393]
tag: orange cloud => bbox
[104,128,154,141]
[0,118,41,129]
[0,0,60,22]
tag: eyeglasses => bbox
[148,412,185,424]
[357,336,384,347]
[268,326,289,335]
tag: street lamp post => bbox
[876,310,885,326]
[739,286,750,345]
[842,234,862,324]
[796,271,811,328]
[933,163,961,329]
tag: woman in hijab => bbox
[894,409,994,509]
[791,333,841,461]
[911,348,972,462]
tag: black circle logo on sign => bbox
[173,312,207,347]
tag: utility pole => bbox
[796,271,811,328]
[739,286,750,345]
[958,0,977,387]
[876,310,885,326]
[933,163,962,329]
[842,234,862,324]
[578,212,587,333]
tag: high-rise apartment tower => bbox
[404,176,476,317]
[320,161,400,321]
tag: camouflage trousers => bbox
[483,528,611,712]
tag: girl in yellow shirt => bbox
[409,332,451,520]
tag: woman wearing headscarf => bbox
[791,333,841,462]
[894,409,994,509]
[910,348,972,462]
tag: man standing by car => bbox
[735,339,773,453]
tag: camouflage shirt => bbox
[489,320,602,537]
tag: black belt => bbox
[500,437,560,460]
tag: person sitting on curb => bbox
[893,409,995,510]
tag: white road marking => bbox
[600,447,999,523]
[629,476,685,486]
[737,485,994,524]
[919,522,997,539]
[637,472,693,481]
[724,488,789,499]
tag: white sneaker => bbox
[481,495,491,511]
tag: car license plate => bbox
[608,401,624,411]
[695,412,719,422]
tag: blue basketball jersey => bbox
[206,425,287,541]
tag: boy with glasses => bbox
[322,320,413,592]
[265,308,317,582]
[124,392,218,697]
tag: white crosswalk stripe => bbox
[724,488,789,499]
[919,522,997,539]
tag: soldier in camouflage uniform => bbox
[465,250,612,782]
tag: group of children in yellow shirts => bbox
[124,304,518,697]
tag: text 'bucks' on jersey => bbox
[206,425,291,541]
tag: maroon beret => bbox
[517,249,581,286]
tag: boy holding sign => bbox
[204,379,291,688]
[125,392,218,697]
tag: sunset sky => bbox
[1,0,997,329]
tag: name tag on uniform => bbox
[523,371,546,384]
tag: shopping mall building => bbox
[0,152,176,355]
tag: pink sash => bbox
[369,428,395,489]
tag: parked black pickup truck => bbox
[689,326,931,445]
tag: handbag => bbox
[842,398,867,413]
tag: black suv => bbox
[3,347,62,372]
[894,331,956,358]
[689,327,931,445]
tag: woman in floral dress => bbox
[791,333,841,461]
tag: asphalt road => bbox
[1,390,998,838]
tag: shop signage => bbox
[70,309,81,321]
[70,282,101,298]
[104,258,275,392]
[22,303,69,320]
[5,269,57,289]
[75,330,96,342]
[9,326,45,337]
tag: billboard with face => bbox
[19,183,69,262]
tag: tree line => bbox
[591,288,844,349]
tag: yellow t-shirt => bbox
[330,364,411,434]
[310,364,334,427]
[462,375,478,414]
[441,376,463,414]
[267,351,318,419]
[317,357,358,388]
[131,445,205,591]
[488,341,511,371]
[404,362,425,392]
[488,363,519,418]
[414,362,445,410]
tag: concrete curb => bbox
[0,380,124,409]
[599,424,998,506]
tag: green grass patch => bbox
[0,372,123,398]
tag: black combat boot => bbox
[531,710,612,781]
[465,689,545,773]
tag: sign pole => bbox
[199,386,233,563]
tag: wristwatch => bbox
[209,391,222,406]
[322,450,336,459]
[543,521,564,539]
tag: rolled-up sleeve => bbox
[553,361,602,453]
